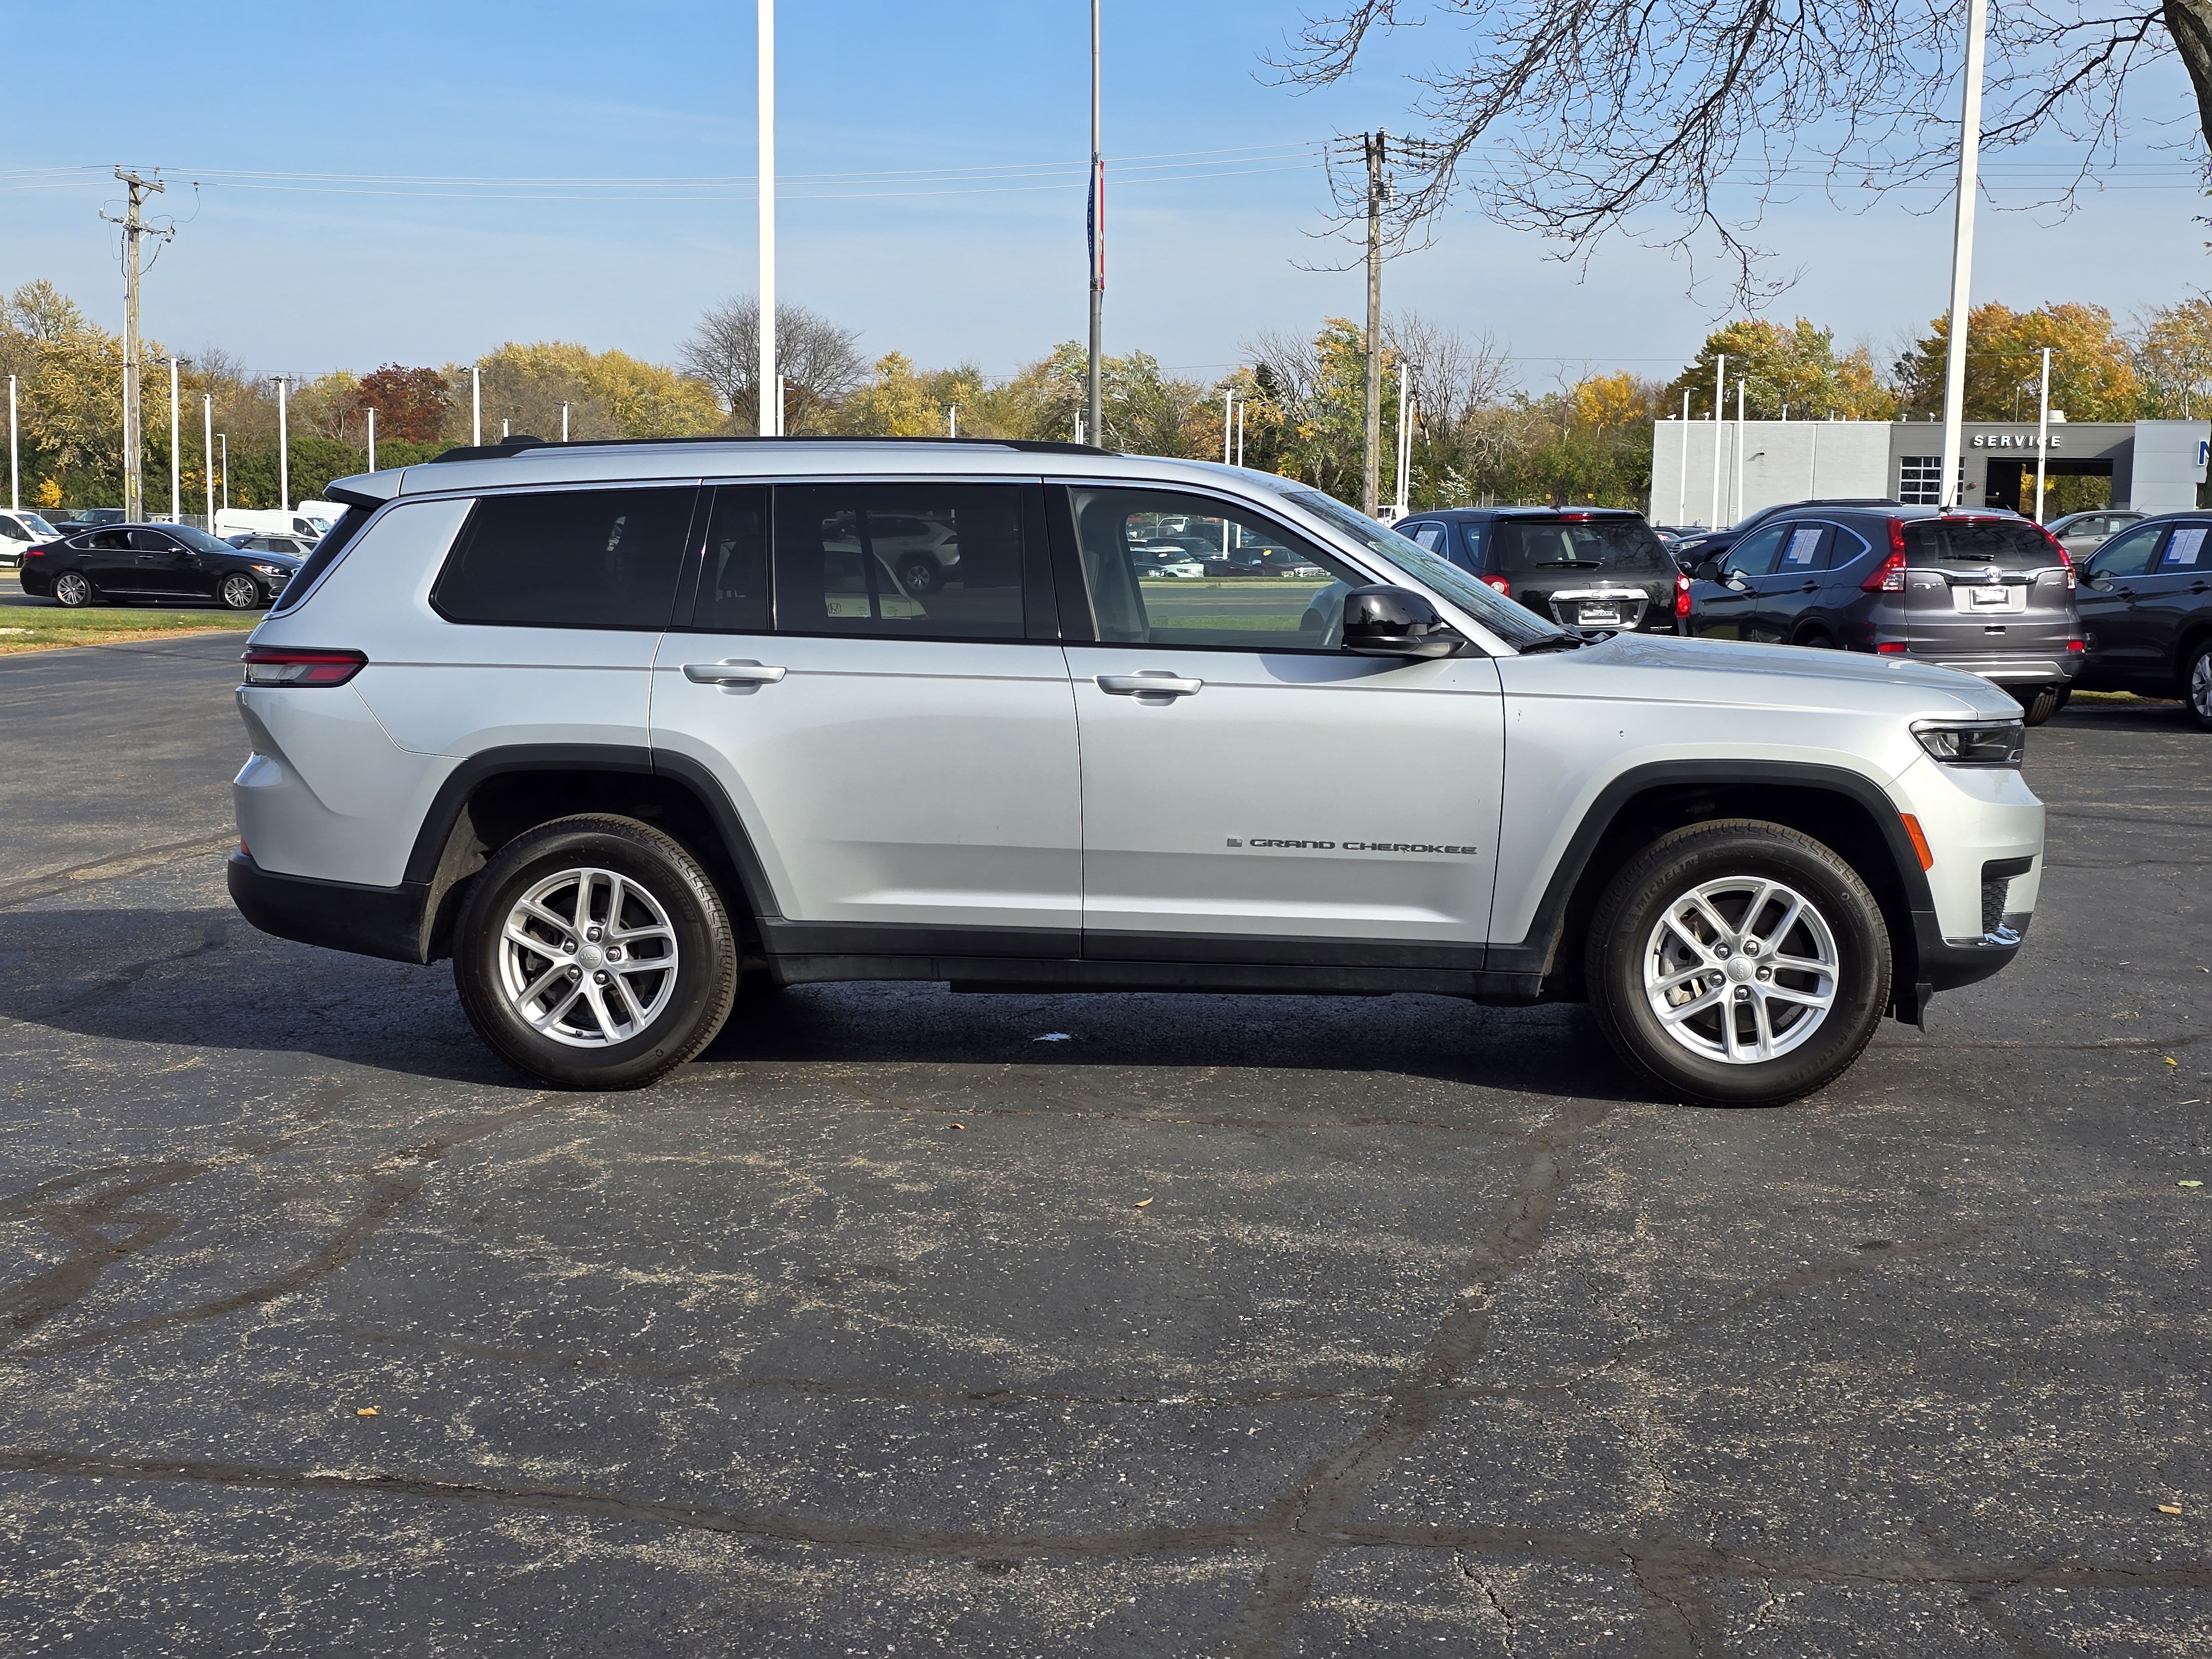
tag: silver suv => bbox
[226,437,2045,1106]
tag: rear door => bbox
[650,478,1082,947]
[1060,484,1503,961]
[2141,520,2212,687]
[74,528,140,594]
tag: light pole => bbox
[1708,353,1726,529]
[1222,388,1235,465]
[367,405,377,472]
[471,366,482,447]
[8,374,17,512]
[2033,346,2052,522]
[1086,0,1103,451]
[1938,0,1990,508]
[202,393,213,530]
[270,377,290,512]
[1676,389,1690,526]
[168,357,181,523]
[560,401,570,442]
[946,405,958,437]
[1733,378,1747,524]
[1392,358,1415,518]
[219,433,228,512]
[758,0,778,436]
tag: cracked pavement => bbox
[0,634,2206,1656]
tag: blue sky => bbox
[3,1,2204,389]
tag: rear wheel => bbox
[2186,641,2212,732]
[1795,629,1835,649]
[52,570,93,608]
[2013,684,2063,726]
[453,815,738,1089]
[897,555,940,594]
[1586,820,1891,1108]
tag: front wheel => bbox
[897,555,941,594]
[453,815,738,1089]
[218,572,264,611]
[2186,642,2212,732]
[1586,820,1892,1107]
[52,570,94,608]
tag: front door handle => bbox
[684,659,787,689]
[1097,672,1204,698]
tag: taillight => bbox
[1673,572,1692,618]
[1876,642,1907,655]
[2066,639,2087,653]
[23,544,50,560]
[1863,532,1908,592]
[241,646,366,686]
[2039,527,2077,587]
[1482,575,1511,596]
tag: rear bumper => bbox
[227,849,434,964]
[1888,651,2080,685]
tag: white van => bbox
[216,508,334,542]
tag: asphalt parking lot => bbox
[1,631,2206,1657]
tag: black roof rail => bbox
[426,434,1113,465]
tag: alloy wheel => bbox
[54,571,90,607]
[2193,649,2212,721]
[220,573,263,610]
[498,865,680,1048]
[1643,875,1840,1065]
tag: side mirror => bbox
[1340,585,1467,659]
[1694,558,1722,582]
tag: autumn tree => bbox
[1662,319,1898,422]
[1892,302,2141,420]
[356,365,453,442]
[2135,295,2212,414]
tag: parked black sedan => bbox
[19,522,302,610]
[2071,512,2212,730]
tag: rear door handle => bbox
[684,659,787,688]
[1097,672,1204,698]
[1798,581,1819,592]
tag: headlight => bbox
[249,562,288,577]
[1913,719,2025,768]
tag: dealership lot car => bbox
[21,521,302,609]
[0,508,62,568]
[1686,505,2084,724]
[1393,507,1687,634]
[226,438,2043,1107]
[2072,512,2212,729]
[2046,508,2143,560]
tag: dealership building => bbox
[1649,416,2211,529]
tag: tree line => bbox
[3,276,2206,518]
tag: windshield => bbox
[20,514,58,538]
[1282,489,1574,650]
[1491,518,1669,574]
[172,525,241,555]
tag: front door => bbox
[1749,521,1835,643]
[1060,485,1503,961]
[2077,520,2170,681]
[1694,523,1789,640]
[650,481,1082,948]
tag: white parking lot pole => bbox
[168,358,180,523]
[1223,389,1234,465]
[1938,0,1989,508]
[270,377,290,513]
[1235,401,1245,468]
[560,401,568,442]
[8,375,17,512]
[758,0,778,436]
[2033,347,2051,521]
[471,367,482,447]
[219,434,227,512]
[1708,353,1725,529]
[202,395,213,528]
[1677,389,1689,526]
[367,406,377,472]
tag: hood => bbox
[1540,630,2021,718]
[238,547,305,568]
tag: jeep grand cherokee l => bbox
[226,437,2044,1107]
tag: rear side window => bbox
[1902,519,2060,570]
[774,483,1024,639]
[432,487,697,629]
[1778,525,1830,570]
[1491,517,1668,573]
[2158,524,2208,571]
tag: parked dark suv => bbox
[2071,512,2212,730]
[1392,508,1685,634]
[1684,507,2085,724]
[1667,499,1903,570]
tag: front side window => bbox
[433,487,696,629]
[1072,487,1357,649]
[774,483,1023,639]
[127,528,179,552]
[1721,525,1790,578]
[2088,522,2163,580]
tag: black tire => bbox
[898,556,940,594]
[2184,641,2212,732]
[1795,630,1835,649]
[453,815,738,1089]
[51,570,94,608]
[218,572,264,611]
[1585,820,1892,1108]
[2013,684,2063,726]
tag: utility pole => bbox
[168,358,180,523]
[1938,0,1990,507]
[270,377,290,512]
[1086,0,1104,451]
[201,394,213,529]
[758,0,778,436]
[1708,353,1726,529]
[2033,346,2051,522]
[105,168,169,524]
[1363,130,1385,516]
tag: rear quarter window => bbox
[431,487,697,629]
